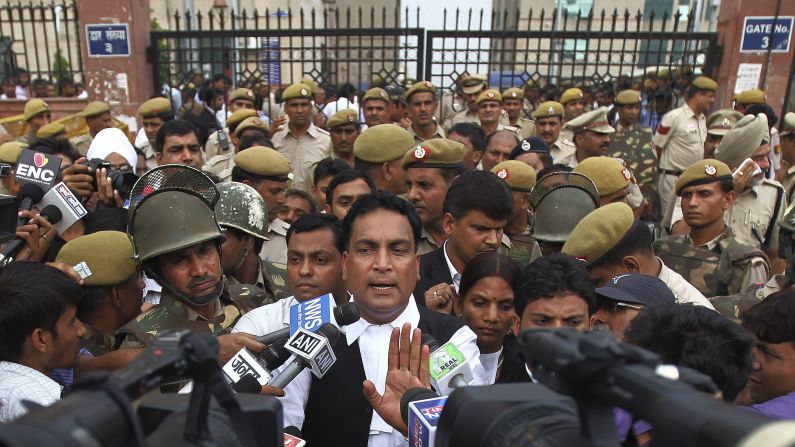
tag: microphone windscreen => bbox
[261,340,291,371]
[284,426,303,437]
[232,374,262,394]
[333,302,360,325]
[39,205,62,225]
[421,333,440,352]
[316,323,341,345]
[18,183,44,203]
[400,387,439,424]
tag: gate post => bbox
[76,0,152,119]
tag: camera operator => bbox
[0,262,86,423]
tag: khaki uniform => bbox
[654,231,769,321]
[408,123,447,143]
[417,226,442,256]
[80,323,117,356]
[205,128,235,160]
[559,127,574,147]
[260,218,290,267]
[549,136,576,162]
[203,152,235,182]
[137,141,159,171]
[514,116,536,139]
[489,124,522,138]
[70,133,93,156]
[507,223,542,268]
[781,165,795,204]
[440,94,465,127]
[652,103,707,216]
[556,150,583,169]
[118,282,265,348]
[272,124,331,192]
[609,122,658,216]
[447,109,480,129]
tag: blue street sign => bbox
[86,24,131,58]
[740,16,793,53]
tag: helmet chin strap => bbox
[144,265,227,307]
[230,245,249,275]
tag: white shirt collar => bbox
[344,294,421,346]
[442,240,462,293]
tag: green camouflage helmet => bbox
[127,165,223,264]
[215,182,269,241]
[530,172,600,243]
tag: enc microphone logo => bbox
[33,152,48,168]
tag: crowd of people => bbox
[0,65,794,446]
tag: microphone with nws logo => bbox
[268,323,341,389]
[0,203,61,266]
[421,334,474,395]
[255,294,360,345]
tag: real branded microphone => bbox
[222,339,291,386]
[268,323,341,389]
[422,334,474,395]
[255,294,359,345]
[0,204,62,266]
[283,426,306,447]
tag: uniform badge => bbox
[300,88,308,96]
[347,114,354,122]
[496,168,509,179]
[414,145,428,159]
[547,106,555,115]
[704,164,717,176]
[247,90,254,97]
[722,118,730,127]
[521,140,532,151]
[380,90,388,98]
[621,168,632,181]
[486,91,495,98]
[252,118,262,126]
[41,101,49,108]
[510,92,518,98]
[424,81,432,88]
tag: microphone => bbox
[400,387,440,425]
[0,203,64,266]
[405,391,448,447]
[255,294,359,345]
[15,183,44,227]
[38,182,88,234]
[222,339,291,386]
[231,374,262,393]
[39,204,62,225]
[422,334,474,395]
[268,323,341,389]
[283,426,306,447]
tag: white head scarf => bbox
[86,127,137,171]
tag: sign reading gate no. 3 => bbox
[740,16,793,53]
[86,24,131,58]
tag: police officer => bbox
[653,75,716,219]
[529,171,599,255]
[70,101,113,156]
[203,113,268,181]
[0,141,27,195]
[35,122,67,141]
[205,87,258,159]
[491,160,542,266]
[272,82,331,192]
[360,87,391,127]
[136,97,174,170]
[446,74,487,129]
[734,88,766,114]
[562,202,713,308]
[703,109,743,159]
[502,87,535,138]
[573,156,634,206]
[477,89,520,137]
[326,108,360,166]
[405,81,447,142]
[557,107,615,169]
[216,182,289,301]
[558,87,586,143]
[653,159,769,321]
[55,231,144,356]
[353,123,413,195]
[231,146,292,268]
[778,113,795,203]
[120,165,268,363]
[531,100,575,162]
[18,98,51,143]
[609,89,658,220]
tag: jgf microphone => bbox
[423,334,474,395]
[222,340,290,386]
[255,294,359,345]
[268,323,340,389]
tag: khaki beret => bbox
[405,80,437,101]
[81,101,110,118]
[0,141,28,164]
[715,113,768,169]
[491,160,536,192]
[736,89,765,105]
[326,108,360,129]
[564,107,615,134]
[691,76,718,92]
[226,108,259,128]
[402,138,465,169]
[23,99,51,121]
[531,101,564,119]
[502,88,524,101]
[560,88,584,105]
[615,89,642,105]
[780,112,795,137]
[234,116,270,137]
[234,146,290,178]
[573,157,631,196]
[476,89,502,106]
[354,124,415,163]
[675,159,732,195]
[707,109,744,136]
[282,83,313,101]
[362,87,390,104]
[35,122,66,139]
[561,202,636,266]
[300,76,320,94]
[230,88,256,103]
[55,231,137,286]
[137,97,173,119]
